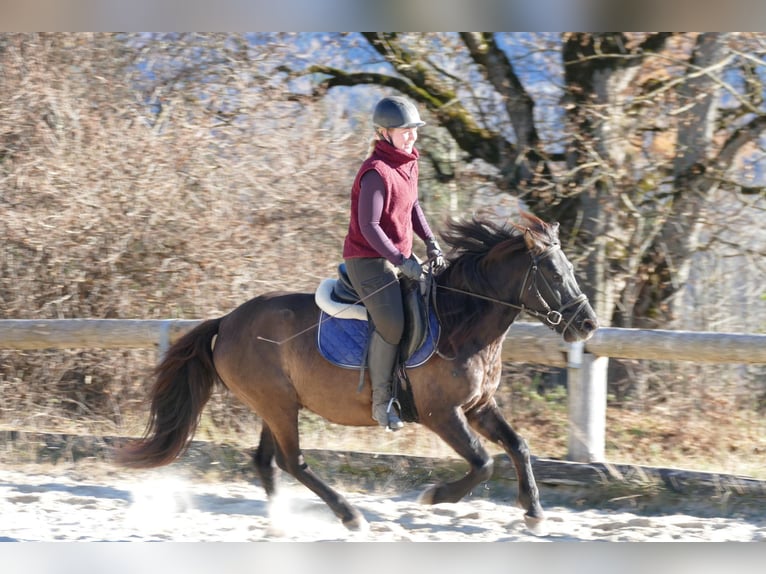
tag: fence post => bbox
[158,320,171,361]
[566,341,609,462]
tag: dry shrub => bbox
[0,34,359,435]
[498,360,766,478]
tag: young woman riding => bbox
[342,95,446,431]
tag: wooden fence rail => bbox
[0,319,201,351]
[2,319,765,463]
[2,319,765,362]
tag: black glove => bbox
[397,255,423,281]
[426,238,447,273]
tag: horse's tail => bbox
[115,318,221,469]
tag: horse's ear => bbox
[550,221,560,240]
[523,228,537,251]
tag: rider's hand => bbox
[426,238,447,273]
[397,255,423,281]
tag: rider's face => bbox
[384,127,418,153]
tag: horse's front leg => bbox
[419,407,494,505]
[467,402,544,529]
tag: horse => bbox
[116,211,598,531]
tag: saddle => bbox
[314,264,439,423]
[315,263,437,363]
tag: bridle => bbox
[436,244,590,335]
[519,245,590,334]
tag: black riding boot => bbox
[368,330,404,431]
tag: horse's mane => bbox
[436,211,559,357]
[441,211,558,259]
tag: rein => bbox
[257,245,589,348]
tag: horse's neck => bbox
[470,307,521,355]
[436,277,521,359]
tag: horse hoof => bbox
[343,512,369,532]
[418,485,437,505]
[523,512,546,534]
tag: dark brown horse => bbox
[117,212,598,531]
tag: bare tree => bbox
[296,32,766,329]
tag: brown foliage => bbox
[0,34,360,435]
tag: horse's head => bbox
[437,213,598,354]
[514,214,598,343]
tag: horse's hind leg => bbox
[253,424,280,498]
[467,402,544,529]
[264,410,367,531]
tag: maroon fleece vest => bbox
[343,140,419,260]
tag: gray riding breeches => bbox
[344,257,404,345]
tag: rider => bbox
[342,95,446,431]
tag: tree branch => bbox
[305,66,414,97]
[715,114,766,168]
[357,33,519,173]
[459,32,538,147]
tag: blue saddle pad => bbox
[317,307,440,369]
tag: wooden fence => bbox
[2,319,765,463]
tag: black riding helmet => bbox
[373,96,426,129]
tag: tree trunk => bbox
[633,33,729,328]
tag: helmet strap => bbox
[376,128,395,148]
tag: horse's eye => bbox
[545,267,562,282]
